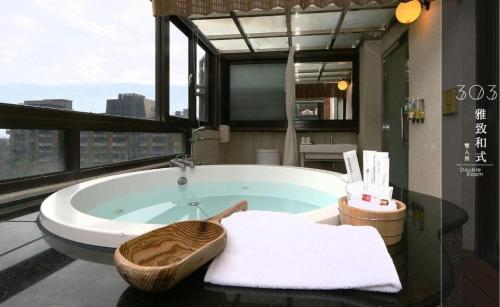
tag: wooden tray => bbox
[338,196,406,246]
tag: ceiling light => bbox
[395,0,422,24]
[338,80,348,91]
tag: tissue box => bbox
[338,196,406,246]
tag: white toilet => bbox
[256,149,280,165]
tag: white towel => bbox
[204,211,402,293]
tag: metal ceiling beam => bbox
[229,11,254,52]
[205,27,384,40]
[285,7,293,47]
[189,3,398,20]
[328,1,351,50]
[316,1,350,81]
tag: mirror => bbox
[294,61,353,120]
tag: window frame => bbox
[0,16,216,196]
[221,49,359,132]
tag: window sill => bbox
[0,161,171,212]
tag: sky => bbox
[0,0,189,138]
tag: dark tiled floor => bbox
[463,256,499,307]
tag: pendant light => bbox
[337,80,348,91]
[395,0,422,24]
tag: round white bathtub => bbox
[40,165,346,248]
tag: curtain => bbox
[283,48,298,166]
[152,0,395,16]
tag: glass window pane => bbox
[230,63,286,121]
[0,1,155,120]
[249,37,288,51]
[169,22,189,119]
[291,12,341,32]
[80,132,185,168]
[196,44,209,121]
[211,39,249,52]
[0,129,65,180]
[341,8,395,29]
[192,18,241,36]
[239,16,287,34]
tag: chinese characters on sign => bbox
[475,109,487,163]
[457,84,497,177]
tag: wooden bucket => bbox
[338,196,406,246]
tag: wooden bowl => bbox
[338,196,406,246]
[114,201,247,291]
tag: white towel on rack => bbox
[204,211,402,293]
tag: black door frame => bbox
[475,0,499,268]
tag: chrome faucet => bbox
[330,132,334,144]
[167,155,195,170]
[190,126,210,144]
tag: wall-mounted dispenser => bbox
[403,98,425,124]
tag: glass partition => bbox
[0,129,65,180]
[80,132,185,168]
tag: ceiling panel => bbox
[333,33,362,48]
[211,39,249,52]
[325,62,352,70]
[250,37,288,51]
[293,35,331,50]
[239,15,287,34]
[291,11,341,32]
[341,8,395,30]
[192,19,241,36]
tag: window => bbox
[0,129,65,181]
[230,63,286,121]
[80,132,185,168]
[223,51,358,131]
[0,1,156,120]
[169,22,189,119]
[0,13,213,196]
[196,44,209,121]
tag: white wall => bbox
[223,132,357,164]
[408,0,442,198]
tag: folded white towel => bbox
[205,211,401,293]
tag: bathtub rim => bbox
[39,164,344,248]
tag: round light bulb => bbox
[395,0,422,24]
[338,80,348,91]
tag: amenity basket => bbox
[338,196,406,246]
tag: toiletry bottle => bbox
[407,99,414,122]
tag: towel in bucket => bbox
[204,211,401,293]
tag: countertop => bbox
[0,189,468,306]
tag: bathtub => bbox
[40,165,346,248]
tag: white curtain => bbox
[283,48,298,166]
